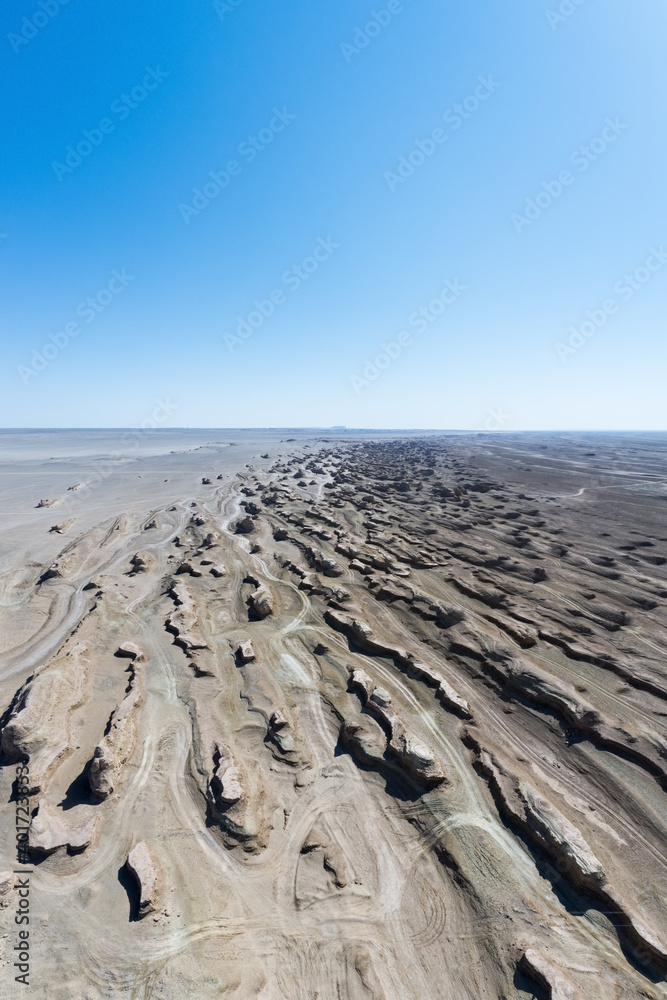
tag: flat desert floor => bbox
[1,429,666,1000]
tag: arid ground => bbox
[1,429,666,999]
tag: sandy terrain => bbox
[1,429,666,999]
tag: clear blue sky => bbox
[1,0,665,430]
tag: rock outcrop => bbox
[89,654,144,799]
[126,842,159,917]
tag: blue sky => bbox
[1,0,666,429]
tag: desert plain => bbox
[0,428,666,999]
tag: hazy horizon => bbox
[3,426,667,434]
